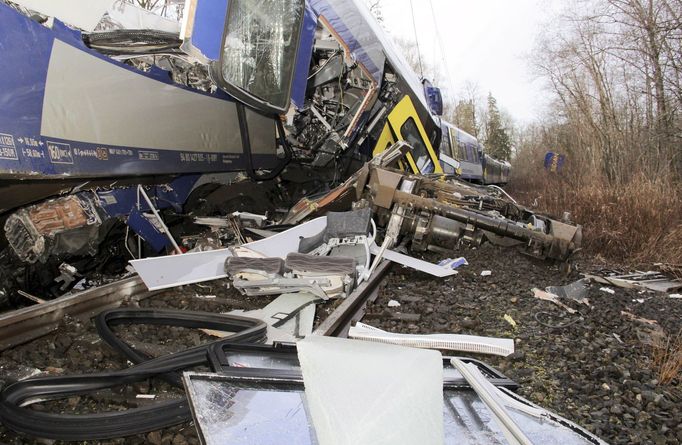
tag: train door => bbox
[439,124,461,175]
[373,96,443,174]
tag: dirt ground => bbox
[0,243,680,444]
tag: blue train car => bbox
[438,120,511,185]
[0,0,448,302]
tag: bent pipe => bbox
[0,309,267,441]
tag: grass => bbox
[506,169,682,266]
[651,329,682,385]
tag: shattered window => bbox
[221,0,303,111]
[401,117,433,173]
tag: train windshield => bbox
[219,0,304,113]
[402,118,434,173]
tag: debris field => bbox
[0,243,680,445]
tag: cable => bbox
[0,309,267,440]
[409,0,424,78]
[428,0,457,97]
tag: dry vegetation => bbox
[510,0,682,266]
[509,154,682,265]
[651,329,682,384]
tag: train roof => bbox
[310,0,431,118]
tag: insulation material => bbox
[297,335,444,445]
[349,322,515,357]
[12,0,114,31]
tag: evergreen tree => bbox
[484,93,512,161]
[453,99,478,138]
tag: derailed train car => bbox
[0,0,450,303]
[439,121,511,185]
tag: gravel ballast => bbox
[0,244,680,444]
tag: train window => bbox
[440,128,452,157]
[401,118,433,173]
[219,0,305,114]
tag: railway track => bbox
[0,261,392,351]
[0,276,157,351]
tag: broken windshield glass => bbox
[220,0,303,112]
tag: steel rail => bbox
[313,260,391,338]
[0,276,156,351]
[0,259,391,350]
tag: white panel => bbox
[13,0,114,31]
[131,217,328,290]
[298,336,444,445]
[371,242,459,277]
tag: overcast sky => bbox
[377,0,560,124]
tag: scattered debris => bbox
[670,294,682,299]
[545,279,590,305]
[532,288,578,314]
[621,311,658,326]
[481,270,492,277]
[438,257,468,270]
[503,314,517,329]
[585,270,682,294]
[349,322,515,357]
[599,287,616,295]
[387,300,401,308]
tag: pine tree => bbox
[453,99,478,138]
[484,93,512,161]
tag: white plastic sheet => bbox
[298,335,444,445]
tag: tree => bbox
[484,93,513,161]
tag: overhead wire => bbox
[428,0,457,102]
[408,0,424,78]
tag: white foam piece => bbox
[298,336,444,445]
[349,322,515,357]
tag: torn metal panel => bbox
[131,217,328,290]
[584,271,682,293]
[349,322,515,357]
[12,0,115,31]
[297,335,444,445]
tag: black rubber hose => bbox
[0,309,267,441]
[95,309,266,385]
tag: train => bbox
[0,0,509,303]
[439,121,511,185]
